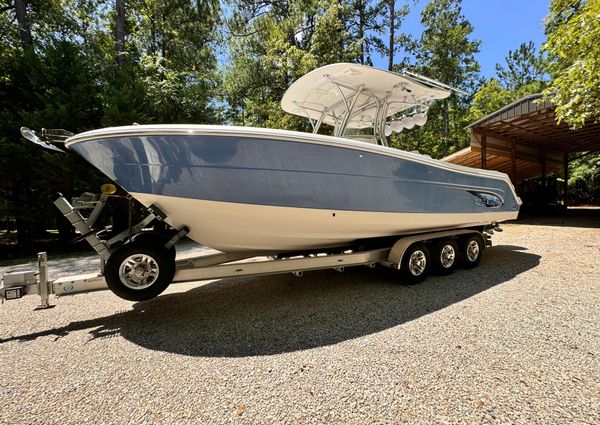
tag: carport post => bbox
[511,140,517,182]
[481,133,487,169]
[541,150,546,203]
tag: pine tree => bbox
[495,41,546,91]
[382,0,409,70]
[222,0,360,130]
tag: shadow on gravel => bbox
[1,245,540,357]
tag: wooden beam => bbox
[501,119,553,140]
[470,145,556,165]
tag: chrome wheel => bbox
[440,244,456,268]
[400,243,430,284]
[118,254,160,290]
[458,234,484,269]
[106,242,175,301]
[408,250,427,276]
[466,240,480,262]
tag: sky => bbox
[371,0,550,78]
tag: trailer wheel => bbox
[458,234,485,268]
[400,243,430,284]
[105,242,175,301]
[432,239,458,275]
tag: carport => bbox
[444,94,600,203]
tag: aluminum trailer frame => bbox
[0,227,491,309]
[0,247,389,308]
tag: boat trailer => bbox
[0,190,496,309]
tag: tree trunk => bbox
[442,98,449,156]
[150,14,157,55]
[336,0,344,56]
[160,13,167,59]
[15,216,30,247]
[358,0,365,65]
[14,183,30,247]
[114,0,126,69]
[57,214,75,241]
[388,0,395,71]
[14,0,33,49]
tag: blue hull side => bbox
[69,134,520,215]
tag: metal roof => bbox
[466,94,545,129]
[445,93,600,182]
[465,93,600,153]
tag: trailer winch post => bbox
[85,193,109,228]
[35,252,53,309]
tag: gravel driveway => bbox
[1,215,599,424]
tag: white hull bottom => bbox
[132,193,518,253]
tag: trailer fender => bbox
[387,229,481,269]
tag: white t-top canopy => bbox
[281,63,451,130]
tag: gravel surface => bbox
[1,215,599,424]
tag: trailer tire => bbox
[458,233,485,268]
[105,242,175,301]
[399,243,430,284]
[432,239,458,275]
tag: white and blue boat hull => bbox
[66,125,521,252]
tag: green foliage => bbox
[0,0,223,245]
[542,0,600,204]
[568,153,600,204]
[543,0,600,128]
[466,79,513,122]
[0,43,105,244]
